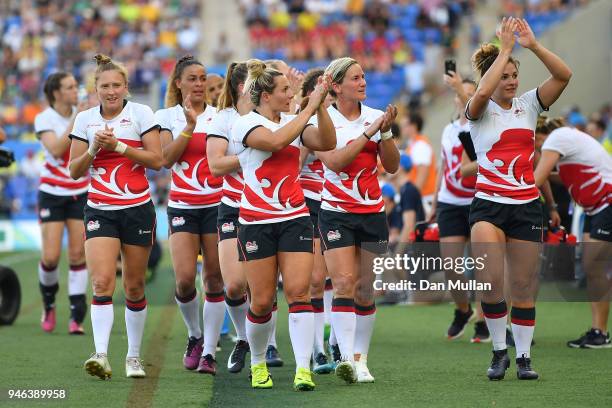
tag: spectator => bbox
[402,112,437,211]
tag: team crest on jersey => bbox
[87,220,100,232]
[245,241,258,253]
[171,216,185,227]
[221,222,235,233]
[39,208,50,219]
[327,230,341,242]
[119,118,132,127]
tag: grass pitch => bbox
[0,250,610,407]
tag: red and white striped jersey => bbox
[35,107,89,195]
[542,126,612,215]
[315,104,385,214]
[438,120,476,206]
[155,104,222,209]
[467,89,545,204]
[231,111,309,224]
[70,101,158,210]
[206,107,244,208]
[299,152,324,201]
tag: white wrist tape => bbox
[87,143,99,157]
[381,130,393,140]
[114,141,128,154]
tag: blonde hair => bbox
[218,61,248,111]
[243,59,282,106]
[472,43,519,78]
[536,115,565,134]
[94,54,129,86]
[324,57,358,97]
[164,55,205,108]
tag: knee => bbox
[250,299,273,316]
[225,281,247,300]
[331,274,354,297]
[124,281,145,300]
[284,286,311,304]
[176,278,196,298]
[92,275,113,295]
[203,272,224,294]
[68,247,85,265]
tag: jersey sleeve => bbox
[154,108,172,133]
[207,110,229,140]
[541,128,574,157]
[136,104,159,137]
[34,111,51,135]
[521,88,547,115]
[231,114,263,148]
[69,111,89,144]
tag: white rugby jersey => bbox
[35,107,89,195]
[542,126,612,215]
[70,101,158,210]
[467,88,545,204]
[314,103,385,213]
[230,111,309,224]
[299,152,324,201]
[437,120,476,206]
[206,107,244,208]
[156,104,222,209]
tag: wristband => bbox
[114,141,128,155]
[362,131,372,140]
[180,131,192,139]
[87,143,99,157]
[381,130,393,140]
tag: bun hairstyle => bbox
[218,61,248,110]
[536,115,566,134]
[165,54,205,108]
[243,59,282,106]
[301,68,324,98]
[94,54,129,86]
[472,43,519,78]
[43,71,71,106]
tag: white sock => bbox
[175,290,202,339]
[511,307,536,359]
[323,286,333,325]
[482,301,508,351]
[202,292,226,357]
[267,304,278,347]
[354,305,376,356]
[226,295,248,341]
[125,298,147,358]
[312,298,325,355]
[329,325,337,346]
[68,263,88,295]
[91,297,114,354]
[331,298,356,361]
[288,303,315,370]
[246,310,273,365]
[39,262,58,286]
[511,323,535,359]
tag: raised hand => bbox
[287,67,305,96]
[182,94,198,128]
[380,104,398,133]
[516,18,537,50]
[496,17,517,53]
[443,70,463,92]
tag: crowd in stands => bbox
[0,0,202,141]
